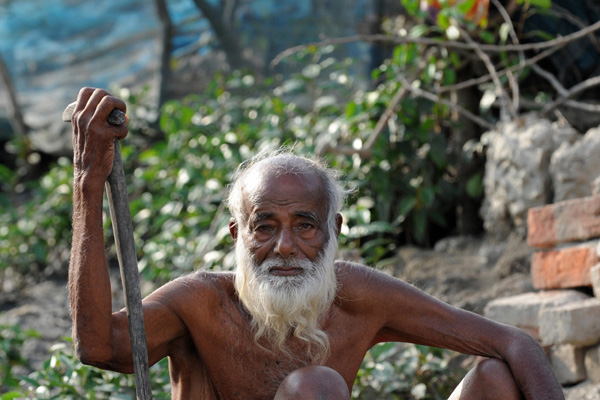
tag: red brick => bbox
[531,242,597,290]
[527,195,600,248]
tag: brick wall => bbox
[484,195,600,385]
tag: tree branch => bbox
[396,75,493,130]
[437,43,565,94]
[270,19,600,67]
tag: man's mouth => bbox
[268,266,304,277]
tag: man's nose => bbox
[274,228,297,258]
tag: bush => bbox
[2,335,170,399]
[354,342,466,399]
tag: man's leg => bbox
[274,366,350,400]
[449,358,524,400]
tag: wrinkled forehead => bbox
[240,165,326,212]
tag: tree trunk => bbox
[190,0,249,71]
[0,52,28,136]
[154,0,174,109]
[452,67,484,236]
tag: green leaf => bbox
[409,24,428,38]
[398,196,417,216]
[437,13,450,30]
[457,0,476,14]
[345,101,357,117]
[443,67,456,85]
[0,164,13,183]
[314,95,337,110]
[301,64,321,79]
[419,186,436,208]
[529,0,552,8]
[466,173,484,198]
[527,29,555,41]
[449,51,461,67]
[401,0,421,15]
[479,30,495,44]
[412,209,428,244]
[1,392,24,400]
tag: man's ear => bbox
[229,218,238,242]
[334,213,343,238]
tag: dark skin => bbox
[69,87,564,399]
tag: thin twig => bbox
[491,0,525,113]
[459,26,517,120]
[365,86,408,150]
[317,81,410,158]
[540,74,600,115]
[530,63,568,96]
[520,97,600,113]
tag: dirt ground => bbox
[1,233,598,398]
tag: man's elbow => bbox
[74,338,134,374]
[74,339,110,367]
[504,325,547,360]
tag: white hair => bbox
[227,149,348,235]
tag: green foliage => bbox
[0,157,74,278]
[1,335,171,399]
[0,325,463,399]
[0,34,469,280]
[354,342,465,399]
[0,324,40,391]
[517,0,552,9]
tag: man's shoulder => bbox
[334,259,403,295]
[334,259,369,275]
[334,259,380,280]
[333,260,381,292]
[188,269,235,282]
[157,270,235,303]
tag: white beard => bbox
[234,229,338,363]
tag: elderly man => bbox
[69,87,564,399]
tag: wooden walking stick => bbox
[63,103,153,400]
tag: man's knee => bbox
[274,366,350,400]
[474,358,519,391]
[450,358,523,400]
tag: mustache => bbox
[258,257,315,271]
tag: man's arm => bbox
[345,263,564,399]
[68,87,184,372]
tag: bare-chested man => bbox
[69,87,564,399]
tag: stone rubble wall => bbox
[484,194,600,386]
[480,114,600,239]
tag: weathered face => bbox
[235,170,331,274]
[231,168,339,362]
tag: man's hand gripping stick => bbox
[62,101,128,125]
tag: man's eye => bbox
[255,225,273,233]
[298,223,314,230]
